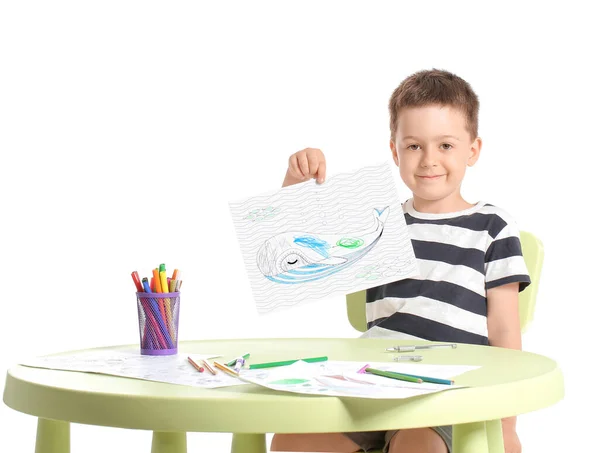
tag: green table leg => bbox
[231,433,267,453]
[485,419,504,453]
[453,421,489,453]
[35,418,70,453]
[151,432,187,453]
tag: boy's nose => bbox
[420,148,438,167]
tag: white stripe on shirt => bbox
[366,296,489,337]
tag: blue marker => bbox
[142,277,152,293]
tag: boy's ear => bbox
[390,140,400,167]
[467,137,482,166]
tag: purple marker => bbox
[234,357,245,373]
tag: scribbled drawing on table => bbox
[256,207,390,284]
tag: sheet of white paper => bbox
[238,360,480,399]
[19,350,248,388]
[229,162,418,313]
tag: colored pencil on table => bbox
[248,356,328,370]
[188,356,204,372]
[213,361,239,377]
[202,360,216,375]
[365,368,423,383]
[384,370,454,385]
[357,364,370,374]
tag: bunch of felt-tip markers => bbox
[131,264,182,351]
[131,264,182,295]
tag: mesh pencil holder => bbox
[136,292,181,355]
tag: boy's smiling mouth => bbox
[417,174,445,180]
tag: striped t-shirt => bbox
[362,199,531,345]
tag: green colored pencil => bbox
[365,367,423,383]
[385,370,454,385]
[248,356,328,370]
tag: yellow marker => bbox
[159,269,174,341]
[159,270,169,293]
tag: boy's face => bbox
[390,105,482,212]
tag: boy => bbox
[271,69,530,453]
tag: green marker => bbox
[248,356,328,370]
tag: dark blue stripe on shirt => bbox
[487,275,531,292]
[367,279,487,316]
[485,236,524,262]
[369,312,489,345]
[412,240,484,274]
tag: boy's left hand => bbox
[503,426,521,453]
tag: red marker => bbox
[131,271,144,292]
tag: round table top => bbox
[3,338,564,433]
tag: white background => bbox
[1,1,597,452]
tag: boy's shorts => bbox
[344,426,452,453]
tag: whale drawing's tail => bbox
[373,206,390,225]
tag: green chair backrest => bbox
[346,230,544,333]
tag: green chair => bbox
[346,230,545,334]
[345,231,544,451]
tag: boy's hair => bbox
[388,68,479,141]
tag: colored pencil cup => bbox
[136,292,180,355]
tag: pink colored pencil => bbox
[357,364,370,374]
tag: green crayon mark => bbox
[336,238,364,249]
[270,378,310,385]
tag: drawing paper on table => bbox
[20,350,247,389]
[238,360,480,399]
[229,162,418,313]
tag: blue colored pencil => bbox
[386,370,454,385]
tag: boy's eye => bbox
[407,144,420,151]
[441,143,453,150]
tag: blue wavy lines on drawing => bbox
[256,207,390,284]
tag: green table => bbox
[3,338,564,453]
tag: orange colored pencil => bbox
[202,359,216,375]
[213,361,239,376]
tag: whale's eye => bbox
[280,253,306,272]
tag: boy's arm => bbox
[487,282,521,439]
[487,282,521,350]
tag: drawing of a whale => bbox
[256,207,390,284]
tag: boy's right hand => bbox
[282,148,327,187]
